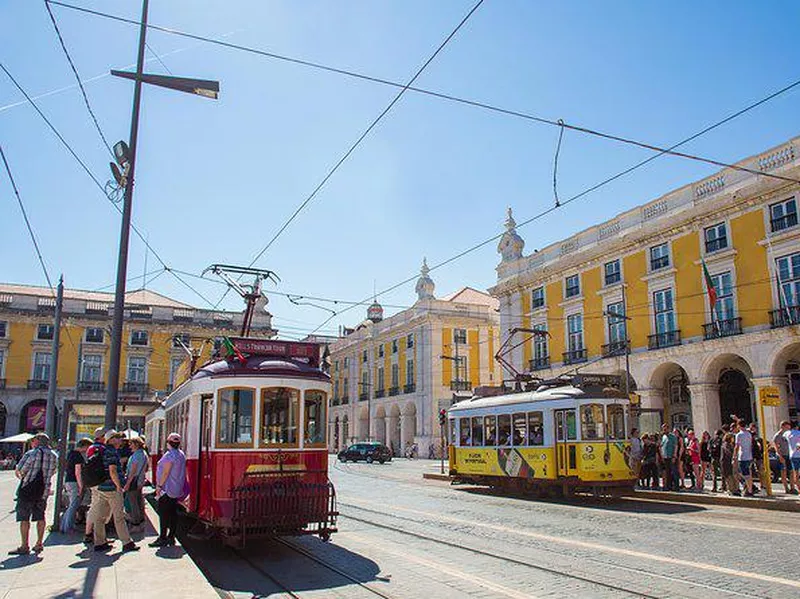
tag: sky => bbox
[2,0,800,340]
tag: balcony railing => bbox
[648,330,681,350]
[563,348,587,365]
[602,340,629,358]
[122,381,149,394]
[771,213,798,233]
[27,379,49,390]
[703,317,742,340]
[375,389,385,399]
[529,356,550,371]
[388,386,399,397]
[404,383,416,394]
[359,392,369,402]
[770,306,800,328]
[450,380,472,392]
[78,380,105,392]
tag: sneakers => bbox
[8,546,30,555]
[94,543,112,552]
[121,542,140,553]
[83,534,93,546]
[148,537,168,547]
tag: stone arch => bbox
[388,404,401,455]
[401,402,417,449]
[700,353,755,426]
[649,362,692,430]
[768,341,800,419]
[374,406,386,443]
[358,406,369,441]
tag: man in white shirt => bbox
[734,422,755,496]
[784,422,800,495]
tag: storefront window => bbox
[261,387,299,446]
[580,403,605,440]
[304,390,326,446]
[218,388,254,446]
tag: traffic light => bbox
[438,409,447,426]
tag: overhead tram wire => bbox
[48,0,800,185]
[212,0,486,309]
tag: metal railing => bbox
[388,386,399,397]
[563,348,587,365]
[404,383,416,394]
[648,330,681,350]
[375,389,385,399]
[529,356,550,371]
[770,306,800,328]
[450,380,472,392]
[771,213,798,233]
[78,380,105,392]
[703,317,742,339]
[359,393,369,402]
[122,381,149,394]
[27,379,49,390]
[602,340,629,358]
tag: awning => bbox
[0,432,34,443]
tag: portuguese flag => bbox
[222,336,247,364]
[702,258,718,319]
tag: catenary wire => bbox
[212,0,486,309]
[47,0,800,185]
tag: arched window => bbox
[304,390,327,447]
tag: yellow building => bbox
[328,260,500,456]
[491,136,800,436]
[0,284,275,437]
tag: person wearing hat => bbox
[9,433,58,555]
[149,432,187,547]
[86,430,139,553]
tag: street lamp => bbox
[104,0,220,428]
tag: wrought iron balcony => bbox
[122,381,149,394]
[375,389,385,399]
[359,392,369,402]
[771,213,798,233]
[404,383,416,394]
[27,379,49,390]
[529,356,550,371]
[703,317,742,340]
[648,330,681,350]
[450,380,472,392]
[770,306,800,328]
[388,386,399,397]
[602,340,629,358]
[562,348,587,365]
[78,380,105,393]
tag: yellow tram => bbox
[447,374,637,497]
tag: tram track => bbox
[338,501,775,599]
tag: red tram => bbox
[160,337,337,546]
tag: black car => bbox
[338,442,392,464]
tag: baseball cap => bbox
[106,429,125,440]
[167,432,181,443]
[93,427,107,440]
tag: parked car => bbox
[338,442,392,464]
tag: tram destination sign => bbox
[230,337,319,362]
[572,374,623,391]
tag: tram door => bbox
[197,394,214,512]
[555,409,578,477]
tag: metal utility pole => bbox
[105,0,219,428]
[105,0,149,429]
[45,275,64,437]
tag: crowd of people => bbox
[9,426,188,556]
[629,418,800,496]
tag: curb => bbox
[421,473,800,512]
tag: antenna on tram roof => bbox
[202,264,280,336]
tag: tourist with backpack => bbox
[9,433,58,555]
[709,429,723,492]
[85,429,139,553]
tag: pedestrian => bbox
[87,430,139,552]
[629,428,643,481]
[659,424,678,491]
[641,435,659,489]
[9,433,58,555]
[60,438,92,534]
[710,429,724,492]
[700,431,712,491]
[83,427,107,545]
[734,421,755,496]
[773,420,796,494]
[149,432,188,548]
[686,430,702,491]
[124,436,148,531]
[785,422,800,494]
[748,423,764,493]
[721,433,739,496]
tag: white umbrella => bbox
[0,432,34,443]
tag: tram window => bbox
[580,403,606,440]
[261,387,299,446]
[528,412,544,445]
[471,417,484,446]
[512,413,526,446]
[484,415,497,446]
[218,388,254,446]
[459,418,470,446]
[449,419,456,445]
[498,414,512,446]
[304,390,327,446]
[608,404,626,440]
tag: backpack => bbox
[709,436,722,460]
[82,445,109,488]
[17,449,45,501]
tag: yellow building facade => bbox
[491,136,800,436]
[328,261,500,456]
[0,284,275,437]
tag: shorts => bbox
[16,496,47,522]
[791,457,800,473]
[782,455,792,471]
[738,460,752,476]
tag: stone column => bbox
[751,375,790,436]
[400,413,408,450]
[686,383,721,434]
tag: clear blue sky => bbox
[2,0,800,339]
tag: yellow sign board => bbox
[759,386,781,407]
[628,393,641,405]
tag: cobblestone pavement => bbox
[185,457,798,598]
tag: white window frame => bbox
[84,327,105,344]
[169,357,184,387]
[565,275,581,299]
[769,197,798,234]
[407,333,414,349]
[32,351,51,381]
[127,355,148,383]
[531,286,545,309]
[566,313,584,354]
[0,348,5,379]
[406,359,414,387]
[0,320,7,338]
[653,288,676,335]
[453,328,467,345]
[37,323,54,341]
[130,329,149,346]
[776,252,800,308]
[533,323,548,361]
[704,222,728,254]
[650,243,671,271]
[377,367,385,391]
[606,300,626,344]
[82,354,103,382]
[709,270,736,322]
[391,363,399,389]
[603,260,622,286]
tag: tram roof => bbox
[189,355,331,383]
[449,384,620,413]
